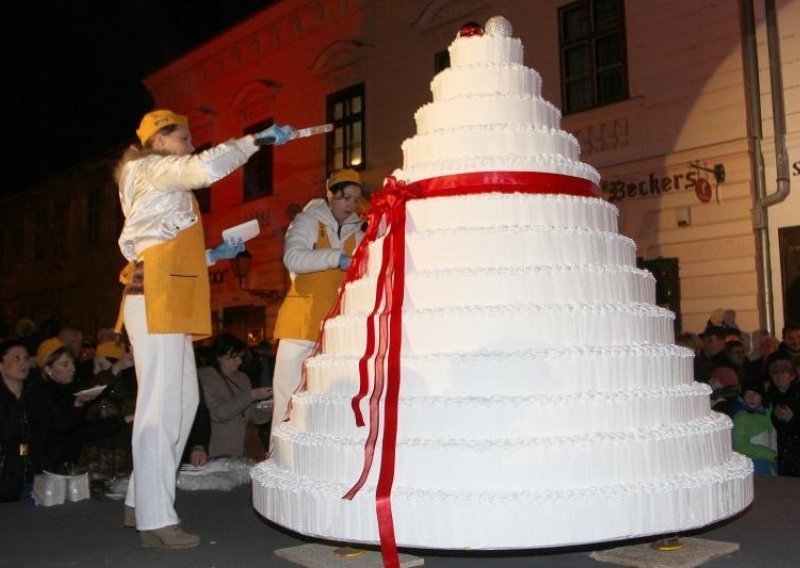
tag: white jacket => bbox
[118,137,259,261]
[283,198,364,275]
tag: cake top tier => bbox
[449,19,523,67]
[392,16,600,186]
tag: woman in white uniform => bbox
[115,109,293,548]
[271,169,365,444]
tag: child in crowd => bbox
[731,380,777,475]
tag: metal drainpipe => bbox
[740,0,791,335]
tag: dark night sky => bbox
[0,1,271,200]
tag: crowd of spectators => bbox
[681,311,800,477]
[1,316,276,503]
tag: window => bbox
[243,121,274,201]
[434,50,450,73]
[559,0,628,114]
[192,143,213,213]
[326,83,364,172]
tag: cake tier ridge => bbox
[431,63,543,101]
[345,264,655,313]
[396,227,636,272]
[270,413,733,491]
[402,124,580,165]
[324,303,675,357]
[415,95,560,134]
[256,452,751,505]
[404,193,618,233]
[289,383,712,439]
[252,455,752,549]
[396,157,601,185]
[305,344,695,397]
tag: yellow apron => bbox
[116,199,211,340]
[274,222,356,342]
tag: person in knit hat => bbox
[732,380,777,475]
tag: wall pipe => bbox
[740,0,791,335]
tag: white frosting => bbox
[397,155,601,185]
[252,15,752,551]
[401,125,581,168]
[324,304,675,357]
[345,264,655,313]
[403,226,637,271]
[415,95,560,133]
[289,383,713,441]
[271,413,733,491]
[405,193,618,232]
[305,344,696,397]
[430,63,542,100]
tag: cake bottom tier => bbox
[251,454,753,550]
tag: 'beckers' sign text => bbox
[601,169,700,202]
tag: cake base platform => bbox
[275,543,424,567]
[590,537,740,567]
[252,456,752,550]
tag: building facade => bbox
[1,0,797,348]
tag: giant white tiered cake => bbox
[252,16,753,553]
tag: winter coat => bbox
[27,378,129,473]
[732,405,777,475]
[199,367,270,458]
[0,381,33,502]
[768,381,800,476]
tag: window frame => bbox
[326,83,365,173]
[558,0,629,114]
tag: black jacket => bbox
[0,380,34,502]
[27,377,129,474]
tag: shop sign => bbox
[695,178,713,203]
[601,169,701,203]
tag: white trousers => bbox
[123,295,199,530]
[270,338,314,448]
